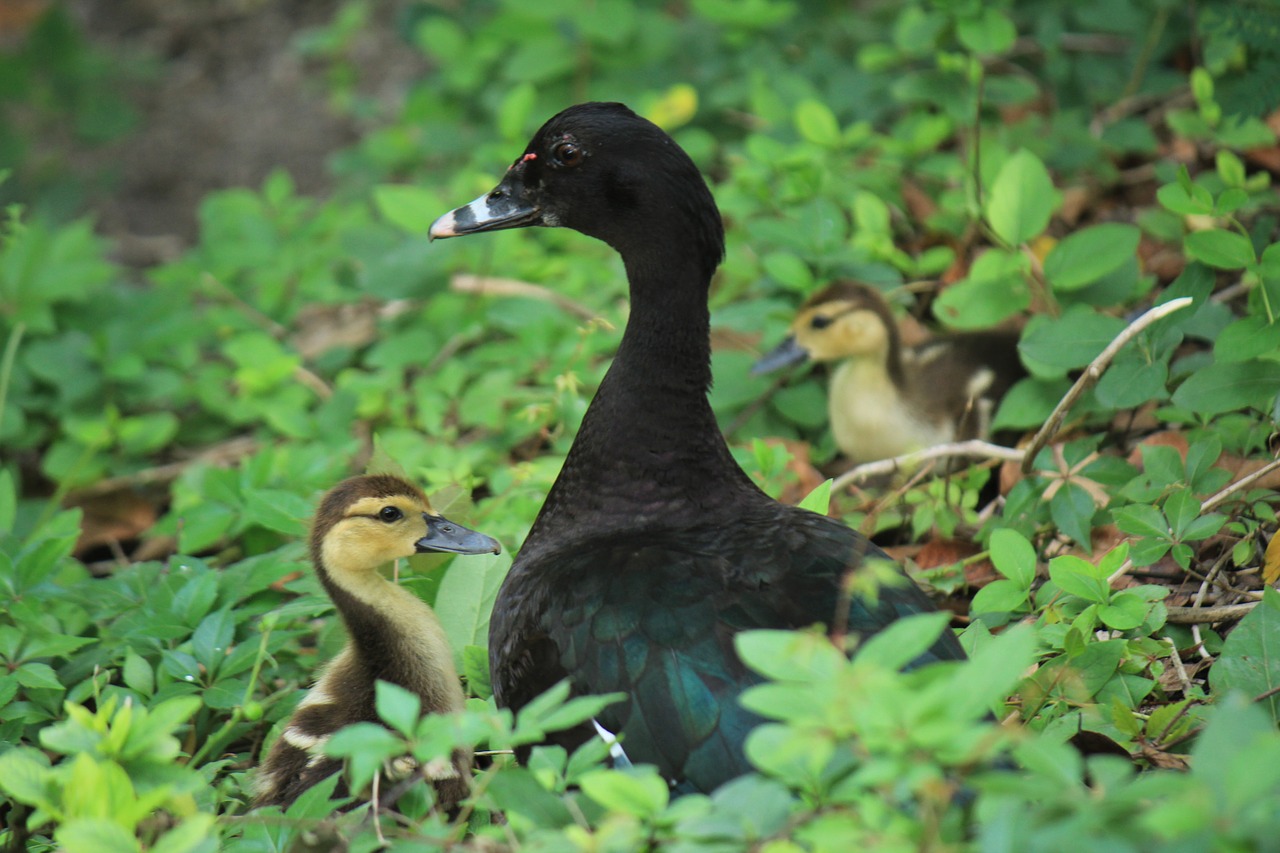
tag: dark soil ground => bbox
[30,0,421,262]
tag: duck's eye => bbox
[810,315,833,330]
[553,141,583,167]
[378,506,403,523]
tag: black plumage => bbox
[430,102,964,793]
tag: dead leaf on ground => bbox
[1263,532,1280,586]
[72,489,159,557]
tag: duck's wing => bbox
[495,510,962,792]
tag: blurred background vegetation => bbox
[2,0,1279,850]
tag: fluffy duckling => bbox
[254,474,501,812]
[754,281,1023,464]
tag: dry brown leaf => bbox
[72,490,159,557]
[1263,531,1280,586]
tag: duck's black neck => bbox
[523,245,761,550]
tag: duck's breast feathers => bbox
[492,513,962,789]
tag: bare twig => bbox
[65,436,259,500]
[1021,298,1194,474]
[833,440,1023,491]
[1164,637,1192,695]
[1201,457,1280,513]
[1165,601,1260,624]
[451,273,601,321]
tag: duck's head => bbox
[310,474,500,577]
[753,281,903,377]
[430,101,725,279]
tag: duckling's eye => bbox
[553,141,584,167]
[810,315,833,330]
[378,506,403,523]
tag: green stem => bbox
[189,622,274,767]
[0,321,25,439]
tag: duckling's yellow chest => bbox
[828,359,953,463]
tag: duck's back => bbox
[490,501,962,792]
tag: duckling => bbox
[754,281,1024,464]
[254,474,500,812]
[428,103,966,794]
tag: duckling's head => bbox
[430,101,724,279]
[753,281,904,379]
[310,475,500,577]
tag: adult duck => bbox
[430,103,963,793]
[754,280,1023,464]
[254,474,500,811]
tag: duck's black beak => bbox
[416,515,502,555]
[429,172,542,240]
[751,335,811,375]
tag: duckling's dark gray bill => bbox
[751,335,811,375]
[416,515,502,555]
[429,175,542,239]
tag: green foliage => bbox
[2,0,1279,849]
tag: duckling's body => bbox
[430,103,964,794]
[756,281,1023,464]
[254,474,500,811]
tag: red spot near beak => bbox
[508,152,538,171]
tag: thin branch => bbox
[1165,601,1259,624]
[65,436,259,500]
[1201,457,1280,513]
[832,440,1024,491]
[451,273,601,321]
[1021,297,1194,474]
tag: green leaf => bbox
[1214,316,1280,363]
[794,99,841,147]
[1019,306,1126,371]
[497,81,537,142]
[1048,555,1110,604]
[15,662,63,690]
[1049,482,1098,549]
[970,578,1028,615]
[1171,358,1280,415]
[1114,504,1169,539]
[373,184,441,234]
[1156,181,1214,216]
[284,772,346,820]
[324,723,403,793]
[461,644,492,700]
[121,653,154,697]
[578,768,670,818]
[761,251,813,290]
[736,630,845,684]
[484,766,575,827]
[376,680,422,738]
[989,527,1037,589]
[744,722,835,786]
[854,611,950,671]
[191,608,235,673]
[956,7,1016,55]
[55,819,141,853]
[1209,588,1280,725]
[0,747,55,810]
[1098,592,1148,631]
[1043,223,1141,291]
[797,479,832,514]
[933,249,1030,329]
[1184,229,1256,270]
[986,149,1057,245]
[148,815,216,853]
[0,469,15,534]
[1096,351,1170,407]
[242,489,310,536]
[435,553,511,669]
